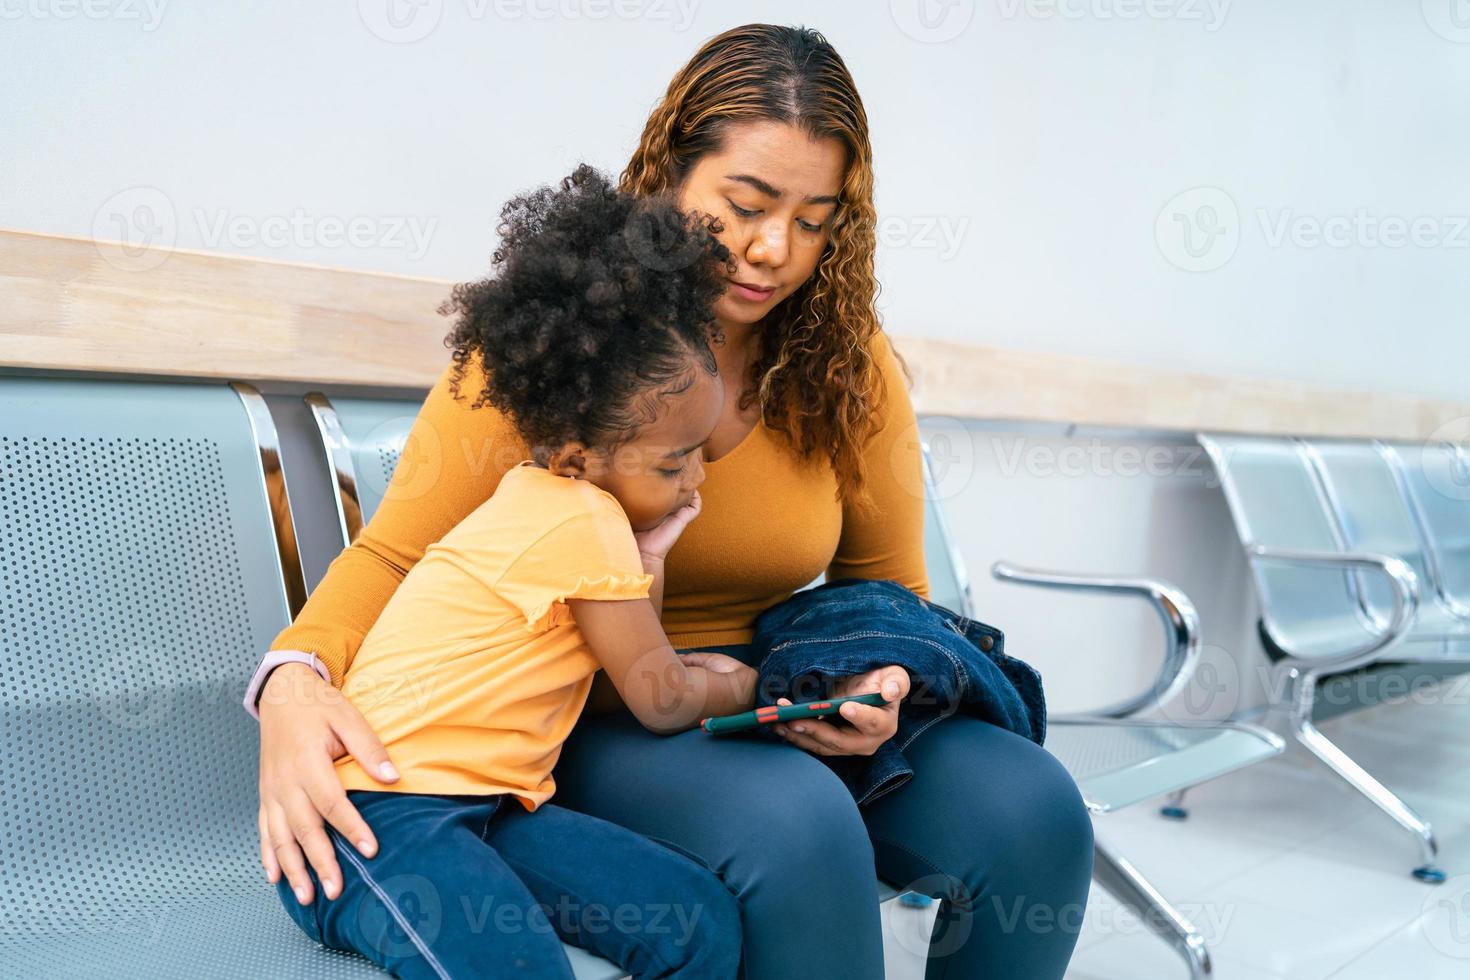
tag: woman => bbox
[253,24,1093,979]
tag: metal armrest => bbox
[991,561,1201,719]
[1246,544,1420,671]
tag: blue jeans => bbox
[550,643,1094,980]
[274,790,742,978]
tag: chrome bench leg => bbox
[1092,839,1212,979]
[1292,718,1443,881]
[1160,788,1190,820]
[1287,670,1444,883]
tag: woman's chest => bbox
[665,425,843,596]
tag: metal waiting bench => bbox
[1199,434,1470,884]
[0,378,378,978]
[306,394,1284,979]
[0,376,1280,979]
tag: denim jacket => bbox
[749,578,1047,807]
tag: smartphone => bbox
[700,691,889,735]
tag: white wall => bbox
[4,0,1466,399]
[5,1,1466,713]
[920,418,1269,716]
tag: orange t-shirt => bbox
[334,460,653,808]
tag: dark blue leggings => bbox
[552,643,1094,979]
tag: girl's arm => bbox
[570,550,756,734]
[581,551,666,718]
[643,553,667,620]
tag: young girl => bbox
[263,166,754,979]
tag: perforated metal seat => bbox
[0,378,383,979]
[1043,721,1280,815]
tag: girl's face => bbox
[549,365,725,532]
[676,120,848,330]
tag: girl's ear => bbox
[545,442,590,480]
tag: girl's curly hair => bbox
[621,23,907,509]
[441,164,732,457]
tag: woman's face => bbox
[676,120,848,330]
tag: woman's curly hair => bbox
[621,23,907,509]
[441,164,732,457]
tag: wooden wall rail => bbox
[2,229,450,389]
[898,338,1468,441]
[3,228,1466,440]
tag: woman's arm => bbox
[778,332,928,756]
[824,331,930,599]
[257,357,526,906]
[270,358,527,684]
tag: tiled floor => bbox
[881,674,1470,979]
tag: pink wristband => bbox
[242,650,331,721]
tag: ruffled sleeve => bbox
[493,498,654,633]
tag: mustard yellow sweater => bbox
[272,332,930,685]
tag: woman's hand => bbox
[632,490,701,562]
[257,663,399,905]
[773,665,910,757]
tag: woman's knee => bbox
[714,761,883,974]
[891,722,1094,888]
[1023,741,1093,850]
[976,735,1095,891]
[725,760,875,896]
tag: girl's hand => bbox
[257,663,399,905]
[633,490,701,562]
[679,650,759,709]
[773,665,910,757]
